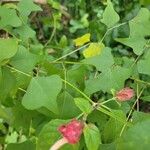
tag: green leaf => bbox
[74,98,93,114]
[100,143,116,150]
[97,107,128,125]
[82,47,114,72]
[22,75,62,114]
[3,3,18,10]
[59,35,68,48]
[0,6,22,28]
[87,110,108,132]
[102,110,126,143]
[14,25,36,40]
[84,124,101,150]
[117,119,150,150]
[115,37,147,56]
[48,0,61,9]
[18,0,42,22]
[67,65,87,90]
[83,43,105,58]
[6,140,35,150]
[0,106,9,120]
[129,8,150,37]
[85,66,131,94]
[10,45,39,73]
[0,68,16,102]
[12,104,35,134]
[132,111,150,123]
[0,67,2,83]
[101,0,120,28]
[5,131,18,144]
[0,38,18,64]
[137,51,150,75]
[57,91,80,119]
[116,8,150,55]
[141,96,150,102]
[140,0,150,5]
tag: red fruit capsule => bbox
[58,119,84,144]
[116,87,134,101]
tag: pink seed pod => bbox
[116,87,134,101]
[58,119,84,144]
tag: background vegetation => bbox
[0,0,150,150]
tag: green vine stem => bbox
[119,87,145,137]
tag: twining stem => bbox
[130,77,150,86]
[62,79,94,104]
[131,39,150,68]
[100,104,112,112]
[97,107,130,126]
[136,83,139,112]
[50,61,88,65]
[7,65,93,104]
[6,65,148,127]
[76,113,84,119]
[18,87,26,93]
[7,65,95,103]
[99,22,127,43]
[119,87,145,137]
[53,22,127,62]
[44,17,57,47]
[100,97,121,107]
[6,65,32,77]
[100,98,115,105]
[8,62,150,88]
[61,63,67,89]
[53,43,90,62]
[50,138,68,150]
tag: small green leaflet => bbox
[84,124,101,150]
[101,0,120,28]
[0,38,18,64]
[74,98,93,114]
[22,75,62,114]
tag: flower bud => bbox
[58,119,84,144]
[116,87,134,101]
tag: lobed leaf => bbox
[22,75,62,114]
